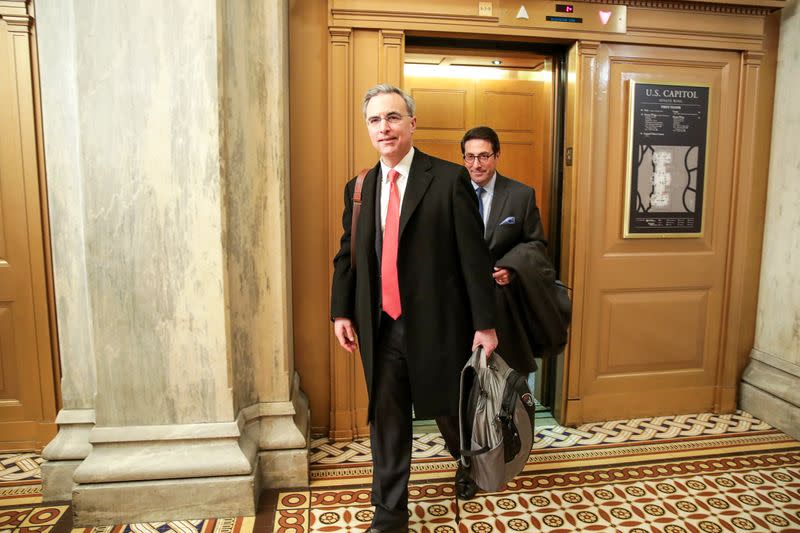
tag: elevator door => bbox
[403,51,559,413]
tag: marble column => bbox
[33,0,311,524]
[219,0,309,488]
[740,2,800,436]
[36,2,97,502]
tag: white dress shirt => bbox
[472,172,497,231]
[380,147,415,235]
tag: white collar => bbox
[472,172,497,194]
[380,147,415,181]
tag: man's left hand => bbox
[493,267,513,286]
[472,328,498,357]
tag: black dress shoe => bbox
[366,524,409,533]
[455,463,478,499]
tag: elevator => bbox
[402,38,568,425]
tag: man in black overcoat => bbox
[331,85,498,533]
[461,126,549,374]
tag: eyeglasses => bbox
[463,153,495,164]
[366,112,411,128]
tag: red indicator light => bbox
[555,4,574,12]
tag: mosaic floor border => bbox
[310,429,794,486]
[0,481,42,508]
[70,515,255,533]
[308,411,773,468]
[0,455,43,483]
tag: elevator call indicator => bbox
[546,15,583,22]
[499,2,627,33]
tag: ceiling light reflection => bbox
[404,63,549,81]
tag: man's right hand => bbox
[334,318,357,352]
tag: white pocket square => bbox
[500,216,517,225]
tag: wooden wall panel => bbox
[325,26,356,440]
[352,30,381,174]
[290,0,334,435]
[413,88,469,130]
[320,26,406,439]
[567,43,741,423]
[0,6,58,450]
[600,290,708,373]
[379,30,404,87]
[479,91,536,131]
[477,77,551,234]
[407,74,553,234]
[411,140,463,164]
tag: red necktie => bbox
[382,169,402,319]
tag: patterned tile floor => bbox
[4,411,800,532]
[280,411,800,532]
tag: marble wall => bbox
[62,0,233,426]
[754,1,800,365]
[218,0,307,488]
[36,0,308,519]
[219,0,295,412]
[36,1,96,413]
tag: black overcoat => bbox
[484,174,548,373]
[331,150,496,420]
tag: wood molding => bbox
[564,41,601,412]
[329,1,778,52]
[330,26,352,41]
[743,50,765,65]
[0,0,29,15]
[0,0,32,32]
[327,26,358,441]
[577,41,601,55]
[584,0,776,15]
[27,14,62,413]
[379,30,404,87]
[715,44,774,412]
[332,8,494,25]
[0,14,31,33]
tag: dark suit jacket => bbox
[331,149,496,420]
[483,173,547,373]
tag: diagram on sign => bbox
[634,145,698,215]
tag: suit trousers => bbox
[370,313,462,529]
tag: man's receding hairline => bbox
[362,84,416,118]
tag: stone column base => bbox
[70,419,258,525]
[259,448,309,488]
[41,460,82,502]
[740,350,800,439]
[244,372,310,488]
[41,409,95,501]
[72,473,258,526]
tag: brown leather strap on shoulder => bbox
[350,168,370,270]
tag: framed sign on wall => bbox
[624,81,710,238]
